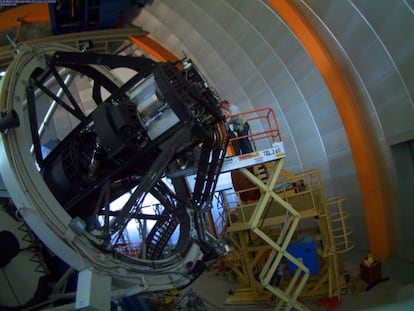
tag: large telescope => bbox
[0,43,229,306]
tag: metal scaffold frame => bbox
[240,159,309,311]
[211,107,354,310]
[224,159,309,311]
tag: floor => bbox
[2,203,414,311]
[0,209,46,307]
[175,249,414,311]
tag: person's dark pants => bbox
[237,122,253,154]
[229,130,241,155]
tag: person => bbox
[220,100,253,154]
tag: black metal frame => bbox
[24,50,229,262]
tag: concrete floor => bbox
[178,249,414,311]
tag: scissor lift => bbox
[215,108,353,310]
[216,107,308,310]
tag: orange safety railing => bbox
[226,107,282,155]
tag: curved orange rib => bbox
[0,4,50,32]
[128,35,179,63]
[269,0,391,260]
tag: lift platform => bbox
[212,107,309,310]
[208,107,354,310]
[220,107,285,173]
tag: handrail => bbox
[226,106,282,154]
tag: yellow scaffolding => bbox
[224,158,309,310]
[210,107,353,310]
[220,162,353,310]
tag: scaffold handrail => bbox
[227,106,282,147]
[220,107,286,172]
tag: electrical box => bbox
[360,261,382,284]
[286,236,319,276]
[76,269,111,310]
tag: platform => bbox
[220,142,285,173]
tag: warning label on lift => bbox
[220,142,286,173]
